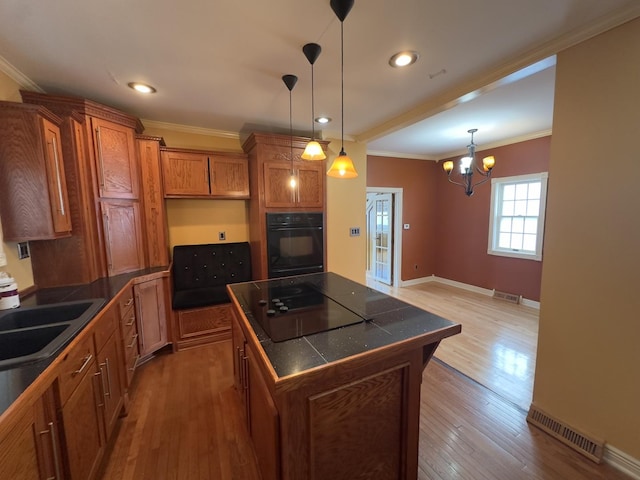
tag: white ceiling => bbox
[0,0,638,159]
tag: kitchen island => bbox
[228,272,461,480]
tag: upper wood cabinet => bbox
[264,161,324,208]
[137,135,169,267]
[90,117,139,200]
[0,101,72,241]
[21,91,147,287]
[161,147,249,199]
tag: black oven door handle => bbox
[269,226,323,231]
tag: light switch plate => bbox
[17,242,30,259]
[349,227,361,237]
[218,232,226,241]
[403,224,410,230]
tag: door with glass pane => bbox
[368,193,393,285]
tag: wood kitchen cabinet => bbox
[161,147,250,198]
[263,161,324,208]
[242,132,329,279]
[100,200,145,276]
[0,101,72,241]
[137,135,170,267]
[0,384,63,480]
[90,116,139,200]
[21,91,147,287]
[134,276,168,359]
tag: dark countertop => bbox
[0,267,167,417]
[228,272,460,379]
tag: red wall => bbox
[368,136,551,301]
[367,155,439,281]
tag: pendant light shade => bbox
[282,74,298,189]
[301,43,326,161]
[327,0,358,179]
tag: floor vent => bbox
[493,290,521,304]
[527,406,604,463]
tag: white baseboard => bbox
[400,275,540,309]
[604,445,640,479]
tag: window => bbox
[488,172,548,261]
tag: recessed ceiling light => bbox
[389,51,419,68]
[128,82,157,94]
[315,116,331,124]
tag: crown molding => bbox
[0,55,44,93]
[141,119,239,139]
[367,150,435,161]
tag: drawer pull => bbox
[125,297,134,307]
[127,333,139,349]
[125,314,136,327]
[39,422,62,480]
[72,354,93,377]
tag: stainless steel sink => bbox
[0,298,105,370]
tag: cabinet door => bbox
[97,330,124,439]
[41,117,72,234]
[232,312,248,428]
[161,150,210,196]
[0,408,42,480]
[134,278,168,357]
[92,117,138,199]
[264,161,296,208]
[61,359,105,480]
[137,137,169,266]
[33,386,65,480]
[248,350,280,480]
[101,200,144,275]
[297,162,324,208]
[210,155,250,198]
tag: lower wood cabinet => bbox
[174,303,233,350]
[60,354,105,480]
[0,384,63,480]
[134,277,168,358]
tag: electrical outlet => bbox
[17,242,30,259]
[403,223,410,230]
[349,227,360,237]
[218,231,226,241]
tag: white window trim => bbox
[487,172,548,261]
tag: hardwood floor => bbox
[372,280,539,410]
[98,341,630,480]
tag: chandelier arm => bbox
[470,173,492,190]
[446,176,468,188]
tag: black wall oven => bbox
[266,213,324,278]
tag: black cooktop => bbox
[248,282,365,342]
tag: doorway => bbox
[366,188,403,288]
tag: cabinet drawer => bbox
[58,334,96,405]
[93,307,118,354]
[120,304,136,330]
[118,288,135,318]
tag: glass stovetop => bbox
[247,282,365,342]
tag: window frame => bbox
[487,172,549,261]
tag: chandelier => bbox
[442,128,495,196]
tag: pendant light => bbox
[327,0,358,179]
[301,43,326,161]
[282,74,298,189]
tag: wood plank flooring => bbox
[99,341,630,480]
[371,280,538,410]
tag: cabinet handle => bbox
[125,314,136,327]
[50,136,66,217]
[100,359,112,398]
[129,354,140,372]
[72,353,93,377]
[125,297,134,307]
[103,212,113,270]
[98,364,108,399]
[94,372,105,408]
[95,127,106,188]
[136,293,145,349]
[127,333,139,349]
[39,422,62,480]
[242,353,249,390]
